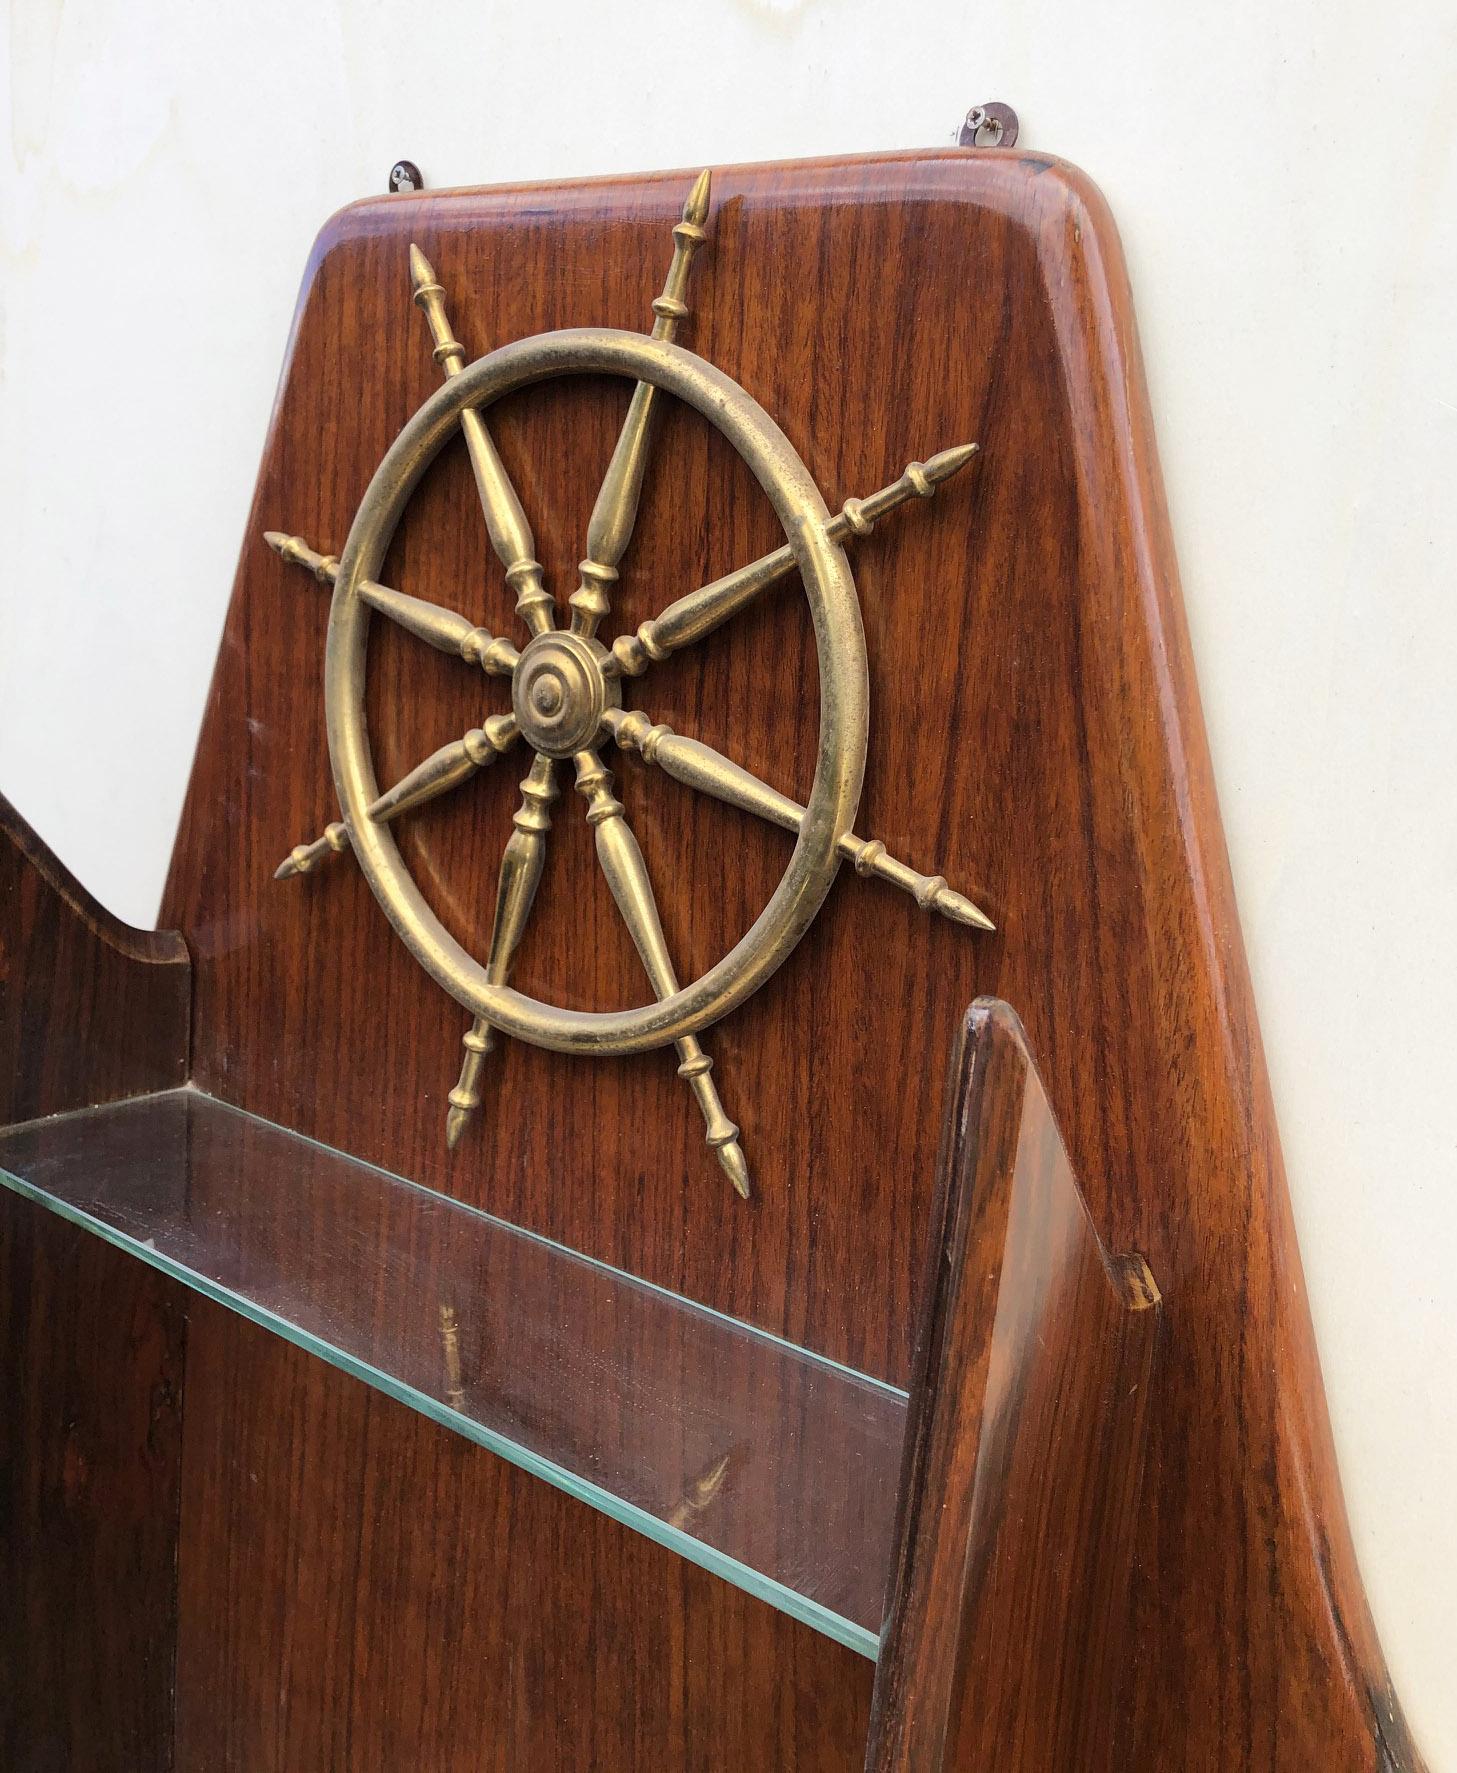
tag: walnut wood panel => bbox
[173,1292,873,1772]
[0,1206,185,1773]
[0,789,189,1124]
[0,792,189,1769]
[867,1000,1160,1770]
[157,151,1419,1765]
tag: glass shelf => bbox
[0,1087,905,1658]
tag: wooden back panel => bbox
[158,151,1417,1767]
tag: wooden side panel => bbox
[866,1000,1160,1771]
[0,790,189,1124]
[0,794,188,1771]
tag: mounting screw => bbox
[959,103,1019,149]
[389,160,424,194]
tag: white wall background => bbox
[2,0,1453,1758]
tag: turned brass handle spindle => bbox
[574,748,751,1197]
[274,715,519,879]
[446,754,559,1148]
[605,444,979,677]
[409,245,555,637]
[265,532,519,675]
[604,709,994,931]
[567,171,713,640]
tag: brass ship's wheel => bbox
[269,171,993,1197]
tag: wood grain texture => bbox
[0,792,188,1770]
[137,147,1419,1767]
[0,1207,185,1773]
[0,789,189,1124]
[866,999,1161,1770]
[173,1292,873,1772]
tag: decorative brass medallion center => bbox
[512,631,620,758]
[266,168,997,1200]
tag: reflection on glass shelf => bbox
[0,1087,905,1657]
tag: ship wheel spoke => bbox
[409,245,556,637]
[573,746,751,1198]
[567,171,713,641]
[274,715,519,879]
[604,708,994,931]
[265,532,519,676]
[604,446,979,679]
[445,754,559,1150]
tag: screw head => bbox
[958,102,1019,150]
[388,160,423,194]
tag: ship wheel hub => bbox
[513,630,619,758]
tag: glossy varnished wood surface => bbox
[0,789,189,1125]
[867,1000,1160,1770]
[0,792,187,1769]
[153,150,1419,1767]
[174,1295,872,1772]
[0,1208,185,1773]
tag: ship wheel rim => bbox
[325,326,868,1056]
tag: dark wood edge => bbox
[1046,170,1427,1769]
[0,791,188,970]
[866,998,1162,1771]
[0,790,191,1122]
[311,144,1094,246]
[0,790,190,1765]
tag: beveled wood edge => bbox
[307,145,1098,261]
[0,789,189,970]
[1037,169,1428,1769]
[865,998,1162,1771]
[0,788,191,1120]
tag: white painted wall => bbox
[2,0,1453,1756]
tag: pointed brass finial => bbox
[711,1118,752,1199]
[274,716,518,881]
[444,755,559,1150]
[445,1020,492,1150]
[844,838,996,931]
[684,168,712,227]
[604,708,995,934]
[833,445,979,538]
[567,170,716,640]
[606,443,980,677]
[649,170,712,339]
[408,243,466,374]
[921,442,979,483]
[408,244,554,635]
[274,822,349,880]
[265,528,518,676]
[265,529,338,582]
[574,747,752,1198]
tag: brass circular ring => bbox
[325,327,867,1055]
